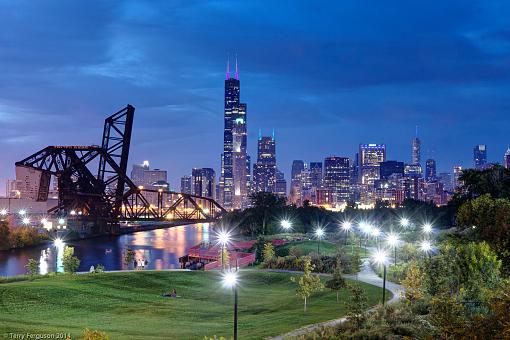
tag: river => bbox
[0,223,211,277]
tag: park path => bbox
[267,259,404,340]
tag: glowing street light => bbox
[341,221,352,232]
[216,229,232,271]
[400,218,410,228]
[386,233,400,264]
[371,227,381,238]
[54,238,64,248]
[419,240,432,258]
[41,218,48,225]
[222,270,239,340]
[19,209,26,216]
[0,209,7,216]
[422,223,433,234]
[58,218,65,225]
[22,217,30,225]
[371,249,389,305]
[315,227,325,255]
[281,220,292,231]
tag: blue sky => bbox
[1,0,510,192]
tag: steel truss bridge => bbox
[15,105,225,234]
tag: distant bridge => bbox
[15,105,225,234]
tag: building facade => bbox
[323,156,350,205]
[425,159,436,182]
[192,168,216,199]
[474,144,487,169]
[180,175,192,194]
[219,59,249,210]
[253,135,276,193]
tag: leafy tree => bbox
[457,194,510,269]
[345,284,368,330]
[429,294,467,338]
[325,257,346,302]
[82,329,109,340]
[262,242,275,264]
[348,246,363,277]
[0,220,11,250]
[63,246,81,274]
[457,165,510,201]
[248,192,286,235]
[124,248,135,267]
[25,258,39,276]
[291,257,324,312]
[219,246,229,270]
[423,240,502,305]
[401,261,424,304]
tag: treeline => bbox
[0,221,49,250]
[222,192,454,238]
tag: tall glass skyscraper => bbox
[253,134,276,193]
[323,157,350,204]
[219,58,249,210]
[425,159,436,182]
[473,144,487,169]
[504,147,510,169]
[359,144,386,185]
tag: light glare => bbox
[222,271,238,288]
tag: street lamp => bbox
[386,233,400,265]
[58,218,65,225]
[371,227,381,246]
[222,271,239,340]
[22,217,30,225]
[419,240,432,258]
[371,249,389,305]
[315,227,325,255]
[281,220,292,232]
[400,218,410,228]
[0,209,7,216]
[341,221,353,248]
[422,223,433,234]
[216,229,232,271]
[19,209,26,216]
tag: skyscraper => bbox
[504,147,510,169]
[453,166,463,190]
[412,127,421,165]
[473,144,487,169]
[180,175,192,194]
[290,160,305,203]
[219,57,249,210]
[253,134,276,193]
[425,159,436,182]
[131,160,150,185]
[192,168,216,199]
[309,162,323,189]
[274,169,287,198]
[323,157,350,204]
[379,161,404,180]
[359,144,386,185]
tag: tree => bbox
[349,246,363,277]
[325,257,346,302]
[457,194,510,269]
[262,242,275,264]
[291,257,324,312]
[25,258,39,276]
[219,246,229,270]
[429,294,467,338]
[248,192,286,235]
[63,246,81,274]
[345,284,368,330]
[0,220,11,250]
[401,261,424,304]
[124,249,135,268]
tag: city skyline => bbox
[2,1,510,193]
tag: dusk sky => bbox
[1,0,510,192]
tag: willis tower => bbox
[219,57,249,210]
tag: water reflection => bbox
[0,223,210,277]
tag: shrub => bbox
[63,246,80,274]
[82,329,109,340]
[25,258,39,276]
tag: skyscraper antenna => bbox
[272,128,275,140]
[258,128,262,140]
[235,54,239,80]
[415,125,419,138]
[226,55,230,80]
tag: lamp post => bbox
[386,233,400,265]
[53,238,64,272]
[371,227,381,247]
[281,220,292,232]
[419,240,432,259]
[315,227,324,255]
[341,221,353,252]
[217,230,231,272]
[422,223,433,235]
[223,271,239,340]
[372,249,389,305]
[400,218,410,228]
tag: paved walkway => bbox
[268,259,404,340]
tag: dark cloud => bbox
[1,0,510,192]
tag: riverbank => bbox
[0,270,387,339]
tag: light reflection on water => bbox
[0,223,210,277]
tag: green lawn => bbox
[0,270,387,339]
[276,240,365,257]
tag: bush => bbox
[94,264,105,273]
[63,246,80,274]
[82,329,109,340]
[25,258,39,276]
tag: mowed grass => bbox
[0,270,386,339]
[277,240,342,256]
